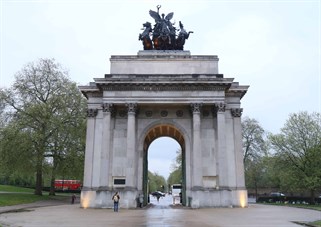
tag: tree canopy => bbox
[168,149,182,187]
[0,58,87,195]
[242,117,270,198]
[269,112,321,202]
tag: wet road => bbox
[0,195,320,227]
[146,195,186,226]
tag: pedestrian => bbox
[156,194,160,202]
[71,194,76,204]
[139,194,144,208]
[112,192,120,212]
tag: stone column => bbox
[231,108,245,188]
[215,102,228,188]
[191,103,202,189]
[100,103,113,188]
[83,108,98,188]
[126,103,137,189]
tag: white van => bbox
[171,184,182,204]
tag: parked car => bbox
[270,192,285,197]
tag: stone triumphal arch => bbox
[79,50,249,208]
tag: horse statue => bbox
[176,21,193,50]
[139,22,153,50]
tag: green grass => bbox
[0,185,73,206]
[0,185,34,193]
[311,220,321,227]
[269,202,321,211]
[0,193,52,206]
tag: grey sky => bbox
[1,0,320,179]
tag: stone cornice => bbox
[79,75,249,98]
[100,83,228,91]
[226,84,249,99]
[110,54,219,61]
[93,76,232,92]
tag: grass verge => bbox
[0,193,53,206]
[0,185,34,193]
[0,185,74,206]
[311,220,321,227]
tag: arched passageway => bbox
[142,124,186,206]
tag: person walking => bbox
[112,192,120,212]
[139,194,144,208]
[71,194,76,204]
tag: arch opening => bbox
[142,124,186,206]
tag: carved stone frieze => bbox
[231,108,243,117]
[102,84,227,91]
[145,110,153,117]
[87,108,98,118]
[176,110,184,117]
[160,110,168,117]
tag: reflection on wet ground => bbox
[145,195,186,227]
[148,194,175,208]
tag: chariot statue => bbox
[138,5,193,50]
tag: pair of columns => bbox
[190,103,244,189]
[83,103,137,189]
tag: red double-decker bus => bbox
[54,180,82,191]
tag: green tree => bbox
[148,171,166,193]
[242,117,269,198]
[270,112,321,203]
[168,149,182,187]
[0,121,35,185]
[242,117,268,164]
[0,58,87,195]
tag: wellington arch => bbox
[79,7,249,209]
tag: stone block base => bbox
[187,189,248,208]
[80,189,139,209]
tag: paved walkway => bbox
[0,197,320,227]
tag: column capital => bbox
[126,103,138,115]
[231,108,243,117]
[87,108,98,118]
[215,102,226,112]
[102,103,114,113]
[190,103,202,113]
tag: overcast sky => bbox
[1,0,320,180]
